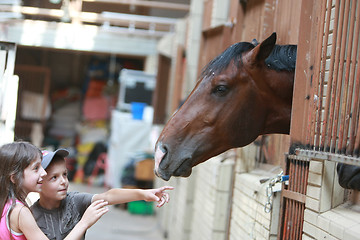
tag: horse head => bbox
[155,32,296,181]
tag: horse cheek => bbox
[230,95,263,147]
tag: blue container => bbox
[131,102,146,120]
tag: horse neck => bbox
[262,70,294,135]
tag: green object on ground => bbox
[128,200,154,215]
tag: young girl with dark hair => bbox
[0,141,108,240]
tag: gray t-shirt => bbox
[31,191,94,240]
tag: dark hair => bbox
[265,44,297,71]
[0,141,42,238]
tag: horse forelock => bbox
[200,42,255,79]
[265,45,297,72]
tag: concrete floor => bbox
[69,183,166,240]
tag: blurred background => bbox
[1,1,360,240]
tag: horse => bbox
[154,32,297,181]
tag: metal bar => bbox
[295,202,301,239]
[291,200,296,240]
[297,203,302,239]
[339,1,357,152]
[321,0,341,151]
[298,160,302,195]
[327,0,345,152]
[300,160,305,194]
[282,199,289,239]
[295,148,360,166]
[347,1,360,155]
[297,160,301,193]
[331,0,350,153]
[288,159,293,191]
[290,159,295,191]
[315,0,331,149]
[299,203,305,238]
[292,201,297,240]
[302,160,307,194]
[296,159,300,193]
[291,159,296,192]
[286,154,310,162]
[285,199,293,240]
[287,160,295,240]
[280,157,291,240]
[303,161,309,195]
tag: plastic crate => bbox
[127,200,154,215]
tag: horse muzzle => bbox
[155,161,193,181]
[154,143,193,180]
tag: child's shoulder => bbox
[9,200,26,214]
[9,202,31,233]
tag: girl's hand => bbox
[80,199,109,228]
[143,186,174,208]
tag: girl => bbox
[0,141,108,240]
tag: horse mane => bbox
[201,41,297,79]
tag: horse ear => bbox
[250,32,276,64]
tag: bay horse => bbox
[154,32,296,181]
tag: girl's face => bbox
[40,160,69,202]
[22,156,47,194]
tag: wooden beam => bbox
[82,0,190,11]
[0,5,176,31]
[282,189,306,203]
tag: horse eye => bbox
[212,85,229,97]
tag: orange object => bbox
[86,80,106,98]
[73,167,84,183]
[135,159,155,181]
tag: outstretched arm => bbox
[93,186,174,207]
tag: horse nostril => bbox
[160,144,168,155]
[157,144,171,170]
